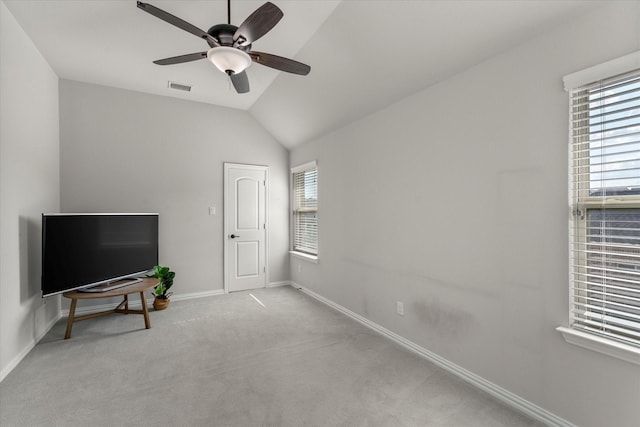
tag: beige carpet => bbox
[0,286,542,426]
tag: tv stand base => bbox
[78,277,143,293]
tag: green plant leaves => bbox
[151,265,175,298]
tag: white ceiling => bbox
[4,0,602,149]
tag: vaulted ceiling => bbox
[4,0,601,149]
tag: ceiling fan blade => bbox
[233,2,283,46]
[137,2,219,47]
[153,52,208,65]
[230,71,250,94]
[249,51,310,75]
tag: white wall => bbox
[289,2,640,427]
[59,80,290,301]
[0,1,61,381]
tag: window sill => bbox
[289,251,318,263]
[556,326,640,365]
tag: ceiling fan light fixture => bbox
[207,47,251,75]
[138,1,310,94]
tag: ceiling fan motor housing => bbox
[207,24,251,51]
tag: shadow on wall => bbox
[412,299,474,339]
[19,216,41,303]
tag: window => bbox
[291,161,318,257]
[568,66,640,349]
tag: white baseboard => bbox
[291,282,575,427]
[0,312,61,383]
[267,281,291,288]
[171,289,225,301]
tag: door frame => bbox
[223,162,269,293]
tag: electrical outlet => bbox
[396,301,404,316]
[209,206,216,215]
[297,263,302,273]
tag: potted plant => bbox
[149,265,175,311]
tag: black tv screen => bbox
[41,213,159,297]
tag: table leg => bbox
[65,298,78,339]
[124,294,129,313]
[140,291,151,329]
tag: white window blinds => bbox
[569,68,640,347]
[292,162,318,256]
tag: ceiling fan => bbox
[136,1,310,94]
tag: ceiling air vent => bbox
[168,81,192,92]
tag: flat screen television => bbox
[41,213,159,297]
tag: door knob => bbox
[230,234,240,239]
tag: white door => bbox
[224,163,267,292]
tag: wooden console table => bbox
[63,277,158,339]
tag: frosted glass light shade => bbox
[207,47,252,74]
